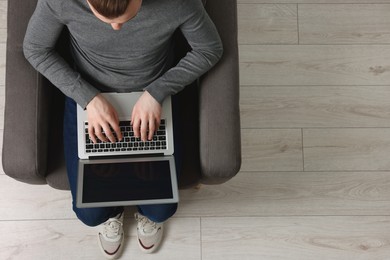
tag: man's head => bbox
[87,0,142,30]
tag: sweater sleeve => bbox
[144,0,223,104]
[23,0,100,109]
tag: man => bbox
[23,0,222,258]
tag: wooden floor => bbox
[2,0,390,259]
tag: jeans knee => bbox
[138,203,178,223]
[73,208,102,227]
[73,205,121,227]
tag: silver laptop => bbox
[76,92,179,208]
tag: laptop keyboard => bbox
[84,120,167,154]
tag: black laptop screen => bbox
[82,160,173,203]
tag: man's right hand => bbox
[86,94,123,143]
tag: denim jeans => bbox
[63,96,179,227]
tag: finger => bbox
[132,118,141,138]
[131,109,136,129]
[155,116,161,134]
[94,125,108,143]
[140,118,148,142]
[111,111,122,142]
[104,130,116,143]
[110,121,122,142]
[148,117,156,141]
[88,124,97,144]
[102,123,116,143]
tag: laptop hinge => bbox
[88,153,165,160]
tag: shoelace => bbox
[103,219,122,239]
[136,214,157,234]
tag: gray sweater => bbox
[23,0,223,108]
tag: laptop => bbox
[76,92,179,208]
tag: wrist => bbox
[144,88,164,105]
[86,93,102,109]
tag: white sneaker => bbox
[135,212,164,253]
[97,212,124,259]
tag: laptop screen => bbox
[82,160,174,204]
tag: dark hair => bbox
[88,0,131,19]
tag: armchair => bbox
[3,0,241,190]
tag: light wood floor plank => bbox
[0,174,74,220]
[0,1,8,44]
[0,1,6,77]
[4,170,390,220]
[0,85,4,130]
[241,86,390,128]
[240,45,390,86]
[299,4,390,44]
[238,4,298,44]
[0,29,5,43]
[241,129,303,172]
[202,216,390,260]
[0,1,6,29]
[0,1,6,44]
[0,43,4,86]
[0,85,4,131]
[0,217,201,260]
[304,128,390,171]
[0,130,3,173]
[177,171,390,217]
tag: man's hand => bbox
[131,91,162,142]
[86,94,123,143]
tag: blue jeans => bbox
[63,97,179,227]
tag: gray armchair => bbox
[3,0,241,190]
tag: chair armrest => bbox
[2,0,49,184]
[199,0,241,184]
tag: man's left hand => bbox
[131,91,162,141]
